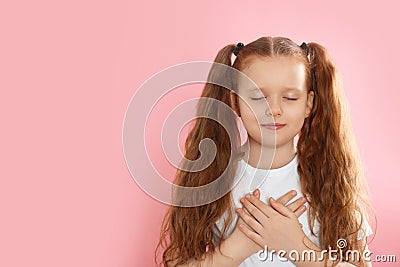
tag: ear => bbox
[230,90,241,117]
[305,90,314,118]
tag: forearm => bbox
[175,230,258,267]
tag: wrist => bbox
[226,228,260,260]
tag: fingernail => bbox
[292,190,296,196]
[245,194,250,199]
[270,197,275,202]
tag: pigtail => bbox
[297,42,374,266]
[156,44,242,267]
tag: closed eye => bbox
[250,97,299,101]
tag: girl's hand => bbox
[230,189,307,257]
[236,193,308,257]
[254,189,308,219]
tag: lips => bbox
[263,123,286,127]
[261,123,286,130]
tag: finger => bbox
[239,190,260,219]
[276,190,297,206]
[293,204,307,218]
[241,196,270,224]
[253,189,260,199]
[237,222,264,249]
[236,208,263,234]
[269,197,296,218]
[286,197,307,213]
[244,193,279,217]
[240,203,255,223]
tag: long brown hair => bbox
[155,36,376,266]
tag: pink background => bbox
[1,0,399,266]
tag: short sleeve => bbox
[356,211,374,240]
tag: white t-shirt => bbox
[213,154,373,266]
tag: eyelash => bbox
[250,97,298,101]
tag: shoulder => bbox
[355,210,374,240]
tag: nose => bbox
[265,99,282,117]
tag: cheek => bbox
[286,100,308,118]
[238,98,266,120]
[238,99,260,124]
[239,104,254,119]
[237,100,262,134]
[284,105,308,129]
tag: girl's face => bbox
[234,56,314,148]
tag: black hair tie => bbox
[233,42,244,56]
[300,42,309,56]
[300,42,315,88]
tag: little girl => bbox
[156,36,375,266]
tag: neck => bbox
[241,137,297,170]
